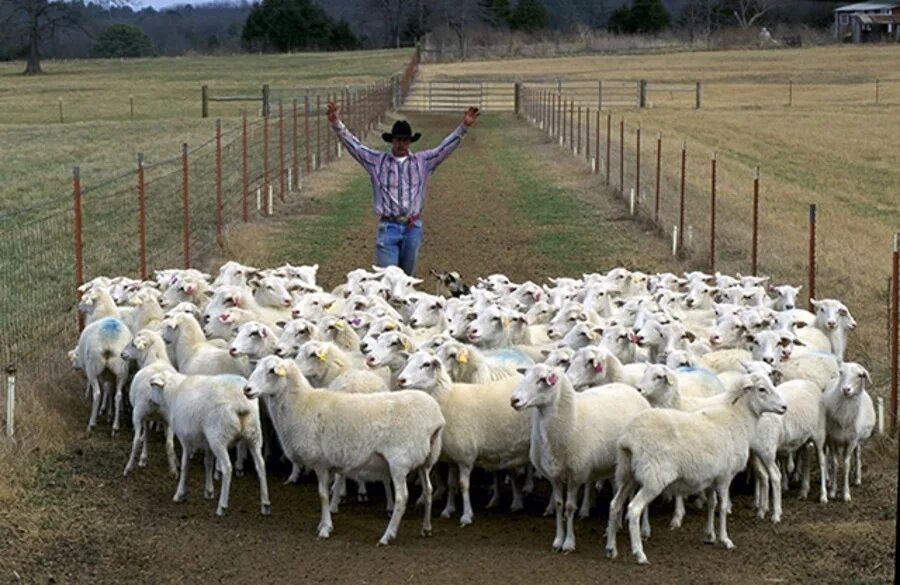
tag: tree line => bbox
[0,0,844,74]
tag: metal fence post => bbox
[292,99,299,191]
[891,233,899,435]
[710,152,717,272]
[263,107,270,215]
[679,141,686,252]
[876,77,880,105]
[606,113,611,185]
[788,79,793,107]
[654,132,661,224]
[181,143,191,269]
[278,101,285,202]
[73,166,84,332]
[695,81,701,109]
[576,105,582,155]
[635,125,641,206]
[201,85,208,118]
[215,119,223,239]
[261,84,270,117]
[594,110,600,173]
[585,107,591,163]
[598,79,603,111]
[752,167,760,276]
[5,365,15,438]
[316,95,321,170]
[569,101,574,150]
[639,80,647,108]
[514,82,522,116]
[619,119,624,193]
[130,95,134,121]
[137,153,146,279]
[242,111,249,223]
[808,204,817,311]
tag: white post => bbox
[629,188,635,215]
[256,188,261,211]
[6,365,16,438]
[877,397,885,435]
[591,157,596,173]
[337,144,342,159]
[312,154,317,169]
[267,185,274,216]
[559,137,564,147]
[688,225,694,248]
[672,226,679,256]
[287,168,292,192]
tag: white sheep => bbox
[398,351,528,525]
[273,318,320,358]
[606,372,787,564]
[72,317,133,433]
[295,340,387,393]
[120,330,178,477]
[510,366,650,552]
[245,356,444,545]
[565,346,645,390]
[436,340,518,383]
[148,370,270,517]
[366,330,416,388]
[822,362,876,502]
[811,299,857,361]
[228,321,278,362]
[161,312,246,376]
[317,315,361,353]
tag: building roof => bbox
[834,2,900,12]
[854,12,900,22]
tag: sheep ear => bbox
[862,369,872,384]
[791,338,805,346]
[810,298,819,307]
[315,347,329,361]
[274,364,287,377]
[540,349,551,357]
[276,320,287,328]
[457,349,469,364]
[848,317,858,330]
[516,367,528,375]
[577,312,588,321]
[743,334,756,344]
[613,300,626,308]
[665,371,676,386]
[204,290,215,298]
[794,320,808,329]
[683,331,696,342]
[544,372,559,386]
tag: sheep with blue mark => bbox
[71,316,133,434]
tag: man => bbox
[327,101,479,276]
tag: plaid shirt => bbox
[332,120,467,218]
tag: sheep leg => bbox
[165,425,178,478]
[315,468,334,538]
[203,450,216,500]
[485,472,500,509]
[828,446,839,499]
[523,466,535,495]
[247,437,271,515]
[329,474,343,514]
[543,498,556,517]
[798,446,811,500]
[384,479,395,512]
[357,480,369,503]
[767,459,783,524]
[578,482,592,519]
[716,482,734,549]
[626,487,655,565]
[562,482,580,552]
[641,506,651,540]
[510,472,525,513]
[458,463,475,526]
[418,467,433,537]
[842,442,855,502]
[285,463,301,484]
[208,443,232,516]
[124,416,146,477]
[234,441,247,478]
[173,444,190,502]
[605,477,637,560]
[550,480,566,551]
[750,454,769,519]
[139,422,152,468]
[440,466,458,519]
[670,496,686,529]
[432,466,446,501]
[703,488,717,544]
[853,444,863,487]
[379,465,410,546]
[111,375,126,437]
[815,440,828,504]
[88,377,103,432]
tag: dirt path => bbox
[2,114,895,585]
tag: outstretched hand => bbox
[463,106,480,127]
[326,101,339,124]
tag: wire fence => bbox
[0,52,417,402]
[518,86,900,427]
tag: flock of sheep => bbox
[69,262,877,562]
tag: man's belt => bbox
[380,213,420,227]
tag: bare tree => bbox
[371,0,406,48]
[730,0,782,29]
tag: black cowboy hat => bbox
[382,120,421,143]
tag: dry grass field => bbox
[424,45,900,387]
[0,50,409,208]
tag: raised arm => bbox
[327,102,381,171]
[422,106,479,174]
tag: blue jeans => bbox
[375,220,423,276]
